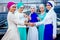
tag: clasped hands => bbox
[24,21,35,27]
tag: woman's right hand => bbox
[24,21,28,25]
[29,23,35,27]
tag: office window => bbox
[54,0,60,5]
[0,0,20,3]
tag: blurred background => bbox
[0,0,60,40]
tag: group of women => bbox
[1,1,57,40]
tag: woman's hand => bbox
[24,21,28,25]
[37,17,40,21]
[29,23,35,27]
[53,36,56,40]
[24,20,35,27]
[24,14,31,20]
[24,14,28,18]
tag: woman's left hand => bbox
[24,14,28,18]
[53,36,56,40]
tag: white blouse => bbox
[15,11,28,27]
[7,12,24,30]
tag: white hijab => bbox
[47,1,55,12]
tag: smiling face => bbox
[46,3,52,10]
[30,7,35,12]
[9,5,16,12]
[19,7,24,13]
[40,6,44,13]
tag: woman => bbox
[38,4,46,40]
[27,5,38,40]
[34,1,57,40]
[1,2,25,40]
[15,2,28,40]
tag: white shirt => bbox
[15,11,28,27]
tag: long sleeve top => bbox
[7,12,24,30]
